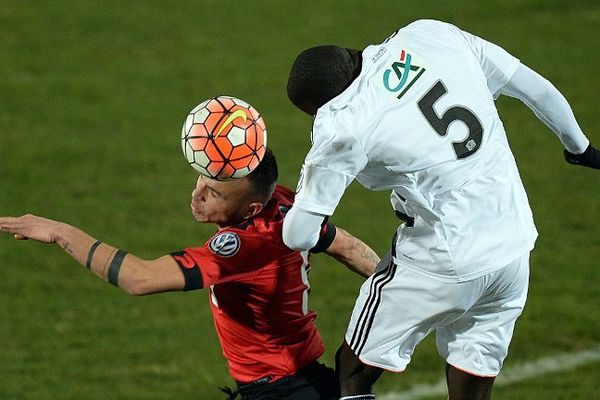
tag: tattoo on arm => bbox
[360,246,380,265]
[353,237,380,265]
[58,239,75,255]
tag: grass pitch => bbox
[1,1,599,399]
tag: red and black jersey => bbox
[170,185,336,384]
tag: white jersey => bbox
[294,19,538,282]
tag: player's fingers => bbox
[0,220,26,237]
[14,234,28,240]
[0,225,15,234]
[0,223,17,232]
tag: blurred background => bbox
[1,1,599,398]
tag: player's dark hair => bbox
[246,148,278,204]
[287,45,355,113]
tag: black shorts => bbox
[236,361,339,400]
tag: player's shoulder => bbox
[313,99,357,139]
[395,19,464,43]
[203,230,244,258]
[201,222,282,261]
[403,19,459,32]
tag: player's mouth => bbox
[191,203,203,216]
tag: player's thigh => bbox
[436,254,530,376]
[281,362,339,400]
[240,362,339,400]
[346,253,475,372]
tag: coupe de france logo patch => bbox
[209,232,240,257]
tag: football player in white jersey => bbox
[282,19,599,400]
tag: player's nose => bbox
[192,185,206,203]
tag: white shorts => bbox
[345,252,530,377]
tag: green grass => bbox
[1,1,599,399]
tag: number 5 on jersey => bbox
[418,80,484,159]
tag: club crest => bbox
[209,232,241,257]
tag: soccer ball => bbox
[181,96,267,180]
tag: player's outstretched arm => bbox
[324,227,380,278]
[499,64,599,169]
[0,214,185,295]
[283,206,380,277]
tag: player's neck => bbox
[215,215,248,230]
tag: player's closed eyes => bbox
[204,186,221,199]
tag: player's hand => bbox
[0,214,63,243]
[564,144,600,170]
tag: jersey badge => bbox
[382,49,426,100]
[209,232,241,257]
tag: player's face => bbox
[190,175,256,228]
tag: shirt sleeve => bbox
[294,117,369,215]
[282,206,326,251]
[310,222,337,254]
[170,230,272,290]
[457,27,521,98]
[498,64,590,153]
[281,205,336,252]
[170,250,204,290]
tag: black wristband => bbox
[564,144,600,170]
[107,250,128,287]
[86,240,103,269]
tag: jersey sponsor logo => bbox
[209,232,241,257]
[215,109,248,138]
[383,49,426,100]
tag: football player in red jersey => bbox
[0,148,380,400]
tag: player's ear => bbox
[243,202,264,220]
